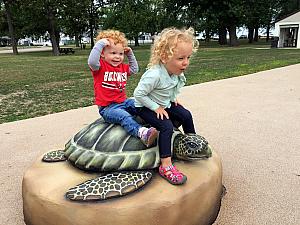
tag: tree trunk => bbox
[266,23,270,42]
[47,5,59,56]
[55,30,60,48]
[218,26,227,45]
[134,36,139,46]
[89,0,95,49]
[75,35,80,48]
[228,25,238,46]
[248,27,254,43]
[89,21,95,49]
[3,0,18,55]
[254,26,259,42]
[205,28,210,42]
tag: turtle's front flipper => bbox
[66,171,152,201]
[42,150,66,162]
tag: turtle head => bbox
[173,133,212,161]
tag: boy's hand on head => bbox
[155,106,169,120]
[124,47,132,55]
[99,38,110,46]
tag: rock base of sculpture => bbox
[23,150,223,225]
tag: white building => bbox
[275,10,300,48]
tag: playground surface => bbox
[0,64,299,225]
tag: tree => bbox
[103,0,152,46]
[243,0,261,43]
[243,0,297,43]
[216,0,244,46]
[60,0,90,47]
[183,0,241,46]
[159,0,186,28]
[18,0,62,55]
[45,1,60,55]
[142,0,169,36]
[0,2,9,36]
[3,0,18,54]
[87,0,105,49]
[277,0,300,19]
[260,0,282,42]
[243,0,277,43]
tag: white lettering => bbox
[104,72,109,81]
[108,72,113,81]
[122,72,127,81]
[103,71,127,81]
[116,72,121,82]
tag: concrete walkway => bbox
[0,47,52,54]
[0,64,299,225]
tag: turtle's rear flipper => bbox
[42,150,66,162]
[66,171,152,201]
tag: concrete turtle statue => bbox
[43,118,212,201]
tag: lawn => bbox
[1,40,300,124]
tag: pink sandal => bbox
[159,165,187,185]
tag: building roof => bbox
[276,11,300,24]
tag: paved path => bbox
[0,47,52,54]
[0,64,299,225]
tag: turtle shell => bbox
[64,118,160,172]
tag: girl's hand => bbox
[155,106,169,120]
[124,47,132,55]
[174,99,181,106]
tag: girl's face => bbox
[163,41,193,75]
[101,42,125,67]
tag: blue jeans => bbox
[98,99,141,137]
[136,102,195,158]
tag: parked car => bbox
[43,41,64,46]
[239,35,248,39]
[43,41,52,46]
[30,42,43,46]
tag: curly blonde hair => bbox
[96,29,128,46]
[148,27,199,68]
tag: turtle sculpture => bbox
[43,117,212,201]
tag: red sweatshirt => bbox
[91,58,130,106]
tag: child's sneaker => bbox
[140,127,158,147]
[159,164,187,185]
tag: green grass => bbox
[1,41,300,124]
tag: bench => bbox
[59,47,75,54]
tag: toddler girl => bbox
[134,27,199,184]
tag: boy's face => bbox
[163,41,193,75]
[101,42,125,67]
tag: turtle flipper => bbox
[66,171,152,201]
[42,150,67,162]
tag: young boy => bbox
[88,29,157,147]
